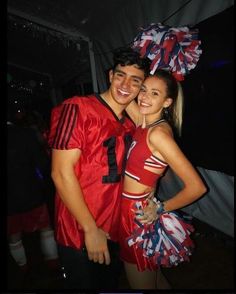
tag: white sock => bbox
[40,229,58,260]
[9,239,27,266]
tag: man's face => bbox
[109,64,145,106]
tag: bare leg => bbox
[124,262,171,289]
[156,269,172,289]
[124,261,156,289]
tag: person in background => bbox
[24,110,55,223]
[119,69,207,289]
[48,47,150,289]
[7,110,59,278]
[25,110,51,156]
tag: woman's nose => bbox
[141,92,149,100]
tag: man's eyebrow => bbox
[114,68,123,73]
[114,69,125,74]
[132,76,144,82]
[114,69,143,81]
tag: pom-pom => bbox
[127,201,195,268]
[132,23,202,81]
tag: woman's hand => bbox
[135,197,160,224]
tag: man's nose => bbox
[121,77,131,88]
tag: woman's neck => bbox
[141,114,163,128]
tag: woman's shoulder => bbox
[149,121,173,139]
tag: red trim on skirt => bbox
[8,203,51,235]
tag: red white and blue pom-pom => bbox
[127,201,195,268]
[132,23,202,81]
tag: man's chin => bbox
[117,97,134,106]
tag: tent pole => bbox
[88,40,98,93]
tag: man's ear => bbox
[109,69,114,83]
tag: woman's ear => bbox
[164,98,173,108]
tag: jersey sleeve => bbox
[48,102,85,150]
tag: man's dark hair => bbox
[112,47,150,77]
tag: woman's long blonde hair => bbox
[153,69,184,136]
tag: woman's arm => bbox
[150,128,207,212]
[125,100,142,126]
[137,127,207,223]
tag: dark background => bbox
[180,7,234,176]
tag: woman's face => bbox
[137,76,171,116]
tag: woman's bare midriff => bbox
[123,175,154,194]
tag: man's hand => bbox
[84,228,111,265]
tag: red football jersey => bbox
[49,94,135,249]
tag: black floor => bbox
[6,218,234,292]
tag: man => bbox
[49,47,150,289]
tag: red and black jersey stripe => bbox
[52,104,78,149]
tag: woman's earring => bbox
[164,107,169,117]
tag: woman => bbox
[119,69,207,289]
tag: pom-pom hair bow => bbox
[132,23,202,81]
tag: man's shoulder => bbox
[51,94,97,115]
[62,94,97,105]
